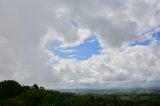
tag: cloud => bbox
[40,0,160,48]
[46,42,160,88]
[0,0,56,84]
[0,0,160,88]
[61,0,160,47]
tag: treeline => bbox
[0,80,160,106]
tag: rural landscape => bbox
[0,80,160,106]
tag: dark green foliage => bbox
[20,89,45,105]
[0,80,160,106]
[22,85,31,92]
[32,84,39,90]
[0,80,24,101]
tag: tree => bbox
[32,84,39,89]
[0,80,23,100]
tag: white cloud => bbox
[47,42,160,88]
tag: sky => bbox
[0,0,160,89]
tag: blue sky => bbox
[50,35,102,60]
[129,39,152,46]
[129,31,160,46]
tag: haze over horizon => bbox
[0,0,160,89]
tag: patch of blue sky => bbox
[69,19,80,28]
[152,31,160,41]
[50,35,102,60]
[49,60,59,64]
[129,31,160,46]
[129,39,152,46]
[140,27,157,36]
[46,39,62,50]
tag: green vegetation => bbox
[0,80,160,106]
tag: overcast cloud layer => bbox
[0,0,160,89]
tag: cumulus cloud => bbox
[61,0,160,47]
[47,42,160,85]
[0,0,160,88]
